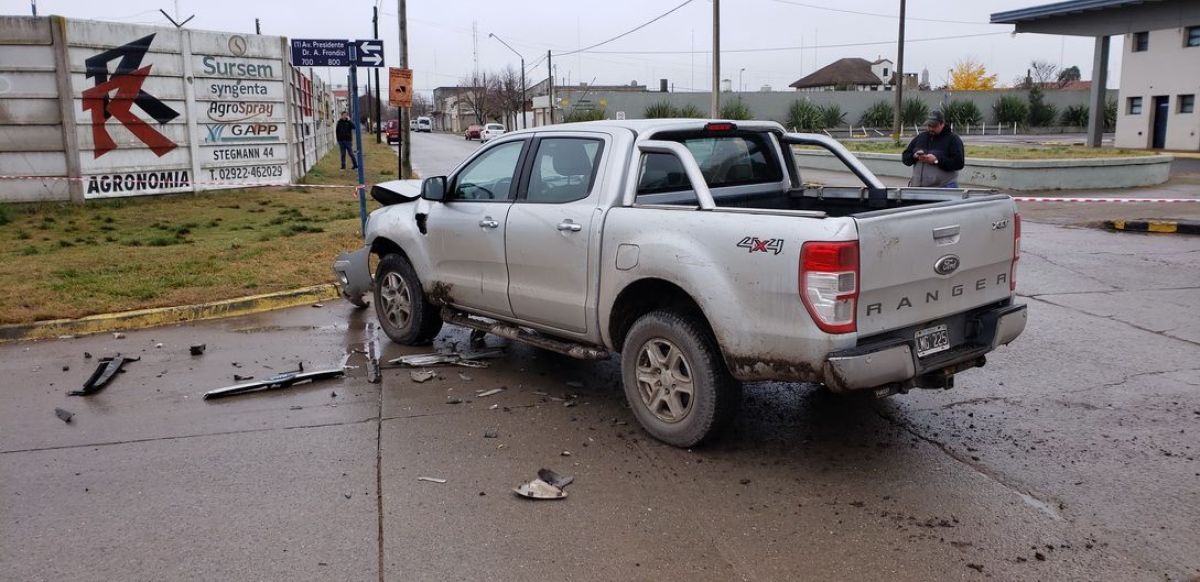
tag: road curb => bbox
[0,284,341,344]
[1103,219,1200,235]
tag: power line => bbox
[767,0,989,25]
[552,0,696,57]
[583,31,1010,55]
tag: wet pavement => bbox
[3,135,1200,581]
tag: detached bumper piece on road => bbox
[1104,219,1200,235]
[203,361,346,400]
[824,302,1027,394]
[70,354,139,396]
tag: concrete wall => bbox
[554,88,1116,129]
[0,16,335,203]
[1115,27,1200,150]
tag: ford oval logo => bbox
[934,254,960,275]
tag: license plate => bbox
[915,324,950,358]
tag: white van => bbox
[416,117,432,133]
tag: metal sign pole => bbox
[349,64,368,236]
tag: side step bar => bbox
[440,308,610,361]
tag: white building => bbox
[788,58,895,92]
[993,0,1200,151]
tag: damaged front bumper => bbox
[823,302,1027,393]
[332,246,372,307]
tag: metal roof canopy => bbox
[991,0,1199,37]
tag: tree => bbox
[410,93,433,118]
[1029,60,1058,86]
[494,66,524,128]
[948,59,999,91]
[458,72,499,124]
[1057,65,1082,87]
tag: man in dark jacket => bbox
[336,112,358,170]
[902,110,964,187]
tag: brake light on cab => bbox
[1011,213,1021,291]
[800,241,859,334]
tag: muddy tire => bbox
[373,254,442,345]
[620,310,741,447]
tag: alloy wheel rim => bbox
[380,272,413,330]
[635,338,695,423]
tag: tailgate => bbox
[854,196,1016,336]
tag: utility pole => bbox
[397,0,411,178]
[891,0,906,143]
[489,33,526,130]
[547,50,555,125]
[372,5,382,144]
[254,18,260,34]
[711,0,720,118]
[31,0,36,16]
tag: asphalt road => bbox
[3,132,1199,581]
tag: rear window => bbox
[487,124,504,130]
[637,131,782,195]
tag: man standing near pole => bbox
[902,111,964,188]
[336,111,358,170]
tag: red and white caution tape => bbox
[0,174,361,190]
[1013,196,1200,203]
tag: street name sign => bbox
[290,39,352,67]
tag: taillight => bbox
[704,122,737,132]
[1011,213,1021,291]
[800,241,859,334]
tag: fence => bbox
[0,15,335,203]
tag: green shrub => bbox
[643,100,676,119]
[1105,99,1117,131]
[675,103,705,118]
[0,204,10,226]
[993,95,1029,125]
[562,108,606,123]
[719,99,753,120]
[1027,86,1057,126]
[1060,104,1089,127]
[818,104,846,129]
[858,100,894,127]
[900,98,929,126]
[786,99,823,131]
[943,100,983,127]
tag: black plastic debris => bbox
[189,344,206,356]
[70,354,139,396]
[54,408,74,423]
[203,362,345,400]
[233,374,255,382]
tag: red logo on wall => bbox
[82,34,180,158]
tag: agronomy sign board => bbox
[69,20,292,198]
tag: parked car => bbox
[409,119,418,131]
[464,125,482,140]
[334,119,1026,447]
[384,120,400,144]
[479,123,506,142]
[416,116,432,132]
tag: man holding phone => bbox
[901,110,964,188]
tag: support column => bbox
[1087,35,1110,148]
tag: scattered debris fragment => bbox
[560,450,572,457]
[563,401,576,408]
[233,374,254,382]
[70,354,140,396]
[189,344,206,356]
[514,468,574,500]
[84,352,92,359]
[62,365,69,372]
[565,381,584,389]
[476,388,505,398]
[483,429,498,438]
[155,342,163,349]
[739,478,752,485]
[458,373,473,382]
[312,303,324,308]
[489,404,499,410]
[54,408,74,423]
[112,332,125,339]
[417,476,447,484]
[365,323,382,384]
[388,347,505,369]
[410,370,436,383]
[446,397,463,405]
[967,563,984,573]
[203,362,345,400]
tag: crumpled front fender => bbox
[332,246,372,308]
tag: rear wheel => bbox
[373,254,442,345]
[620,310,741,447]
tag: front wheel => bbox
[373,254,442,344]
[620,310,741,447]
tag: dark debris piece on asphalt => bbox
[54,407,74,423]
[69,354,139,396]
[189,344,206,356]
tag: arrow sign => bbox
[353,40,385,67]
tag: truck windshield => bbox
[638,131,782,194]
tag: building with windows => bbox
[993,0,1200,151]
[789,58,896,92]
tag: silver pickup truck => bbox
[334,119,1026,447]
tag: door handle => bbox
[556,220,583,232]
[478,218,500,229]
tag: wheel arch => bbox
[607,278,719,354]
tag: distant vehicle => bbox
[416,117,432,132]
[384,120,399,144]
[479,123,505,142]
[464,124,482,140]
[409,119,417,131]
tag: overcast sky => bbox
[7,0,1123,93]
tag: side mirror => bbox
[421,176,447,201]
